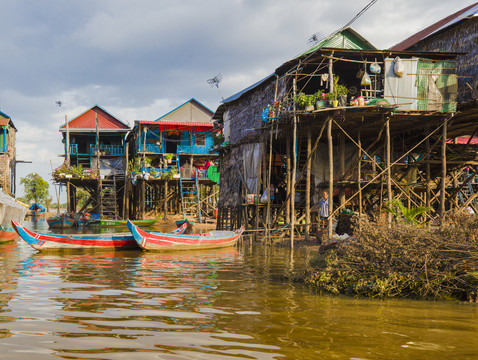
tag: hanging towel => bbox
[320,73,329,86]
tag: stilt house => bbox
[213,26,478,243]
[55,105,130,218]
[126,99,219,222]
[0,111,17,196]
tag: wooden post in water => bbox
[327,117,334,240]
[305,127,311,240]
[164,180,168,220]
[358,130,362,228]
[339,133,345,208]
[286,129,291,225]
[386,118,392,228]
[123,143,129,219]
[290,77,298,248]
[440,118,447,219]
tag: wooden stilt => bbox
[441,117,447,219]
[358,130,362,228]
[425,127,431,209]
[305,127,311,240]
[164,180,168,220]
[339,133,345,207]
[286,135,291,226]
[291,77,298,248]
[386,118,392,228]
[328,117,334,240]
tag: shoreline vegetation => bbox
[304,213,478,302]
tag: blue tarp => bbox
[29,202,46,212]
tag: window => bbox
[196,132,206,146]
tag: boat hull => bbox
[11,221,187,251]
[88,218,158,227]
[0,227,19,242]
[127,220,244,252]
[12,220,137,250]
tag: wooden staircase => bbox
[98,175,124,219]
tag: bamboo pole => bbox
[266,75,279,240]
[164,180,168,220]
[123,142,129,219]
[441,117,447,219]
[386,118,392,228]
[339,133,345,207]
[425,127,431,209]
[328,117,333,239]
[291,77,298,248]
[305,127,311,240]
[65,115,70,167]
[358,130,362,223]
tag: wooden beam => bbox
[305,127,311,240]
[328,117,334,239]
[386,118,392,227]
[441,117,447,218]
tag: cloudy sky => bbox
[2,0,474,201]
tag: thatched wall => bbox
[218,75,287,207]
[409,18,478,103]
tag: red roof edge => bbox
[390,3,478,51]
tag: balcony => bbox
[89,144,125,156]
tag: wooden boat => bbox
[0,190,27,242]
[47,214,75,228]
[0,225,20,242]
[11,221,187,251]
[127,220,244,251]
[88,218,159,227]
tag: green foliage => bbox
[128,158,151,173]
[20,173,50,204]
[212,132,225,147]
[294,92,316,108]
[164,153,173,161]
[385,199,432,225]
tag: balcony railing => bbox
[69,144,78,155]
[89,144,125,156]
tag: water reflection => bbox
[0,230,478,359]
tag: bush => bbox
[305,214,478,301]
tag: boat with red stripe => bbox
[127,220,244,251]
[11,221,187,251]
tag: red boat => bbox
[127,220,244,251]
[11,221,187,251]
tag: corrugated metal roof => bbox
[59,105,130,132]
[390,3,478,50]
[302,27,376,56]
[135,120,213,129]
[155,98,213,121]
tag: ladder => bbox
[99,175,123,219]
[179,165,202,223]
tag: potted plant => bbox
[325,92,335,106]
[336,84,349,107]
[315,90,326,109]
[332,76,349,107]
[294,93,315,111]
[164,153,173,164]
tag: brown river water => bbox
[0,219,477,359]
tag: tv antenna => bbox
[308,32,324,46]
[207,73,226,103]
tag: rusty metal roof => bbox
[390,3,478,51]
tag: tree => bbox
[20,173,50,204]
